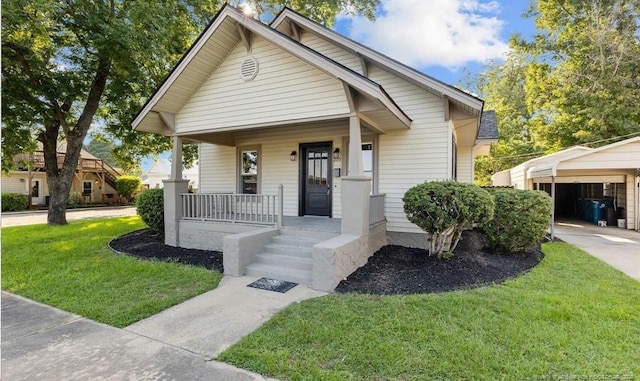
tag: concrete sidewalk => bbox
[126,276,327,358]
[553,221,640,280]
[2,276,326,380]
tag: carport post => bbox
[550,176,556,240]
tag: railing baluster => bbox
[179,186,282,226]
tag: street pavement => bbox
[553,220,640,280]
[1,206,138,227]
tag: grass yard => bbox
[2,216,222,327]
[219,243,640,380]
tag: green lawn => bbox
[218,243,640,380]
[2,217,222,327]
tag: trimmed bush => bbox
[137,188,164,236]
[403,181,495,258]
[2,193,28,212]
[482,188,552,253]
[67,191,84,208]
[116,175,141,202]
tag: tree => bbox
[466,51,544,185]
[518,0,640,149]
[2,0,378,225]
[85,136,117,167]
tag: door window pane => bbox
[241,150,258,194]
[83,181,92,195]
[31,181,39,197]
[307,150,328,186]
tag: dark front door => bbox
[301,142,332,216]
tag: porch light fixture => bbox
[290,150,297,161]
[333,148,341,162]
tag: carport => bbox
[526,137,640,237]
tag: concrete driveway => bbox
[1,206,137,227]
[553,220,640,280]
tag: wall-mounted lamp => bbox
[333,147,341,162]
[290,150,297,161]
[20,178,25,183]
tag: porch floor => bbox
[282,216,341,233]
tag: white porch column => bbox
[341,114,371,236]
[170,135,183,180]
[164,136,189,247]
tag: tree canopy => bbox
[472,0,640,185]
[1,0,379,224]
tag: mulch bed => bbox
[109,228,543,295]
[336,230,543,294]
[109,228,224,272]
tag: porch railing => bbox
[369,193,386,225]
[181,185,283,227]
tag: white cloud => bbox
[340,0,509,68]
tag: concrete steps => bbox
[245,231,330,285]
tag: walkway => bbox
[2,276,326,380]
[553,220,640,280]
[1,206,137,227]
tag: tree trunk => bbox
[43,54,112,225]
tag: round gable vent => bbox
[239,56,259,81]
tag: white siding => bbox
[199,121,348,218]
[559,140,640,170]
[369,66,450,233]
[457,146,474,183]
[625,175,636,230]
[299,33,363,74]
[177,36,350,133]
[199,144,237,193]
[510,164,526,189]
[2,174,28,194]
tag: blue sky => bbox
[334,0,535,85]
[140,1,536,171]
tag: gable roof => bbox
[132,4,411,134]
[478,111,498,140]
[271,7,484,116]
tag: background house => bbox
[2,141,121,206]
[142,158,199,191]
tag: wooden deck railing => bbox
[181,185,283,227]
[369,193,386,225]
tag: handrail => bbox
[181,185,284,227]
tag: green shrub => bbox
[482,188,552,253]
[403,181,495,258]
[116,175,141,202]
[137,188,164,236]
[2,193,28,212]
[67,191,84,208]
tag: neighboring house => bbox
[133,5,498,291]
[1,141,121,206]
[142,158,200,191]
[492,137,640,231]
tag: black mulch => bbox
[109,228,224,272]
[109,228,543,295]
[335,230,543,295]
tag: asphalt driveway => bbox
[1,206,137,227]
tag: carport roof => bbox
[528,136,640,179]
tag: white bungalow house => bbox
[142,158,200,191]
[133,5,497,291]
[492,137,640,232]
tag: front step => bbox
[244,231,333,286]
